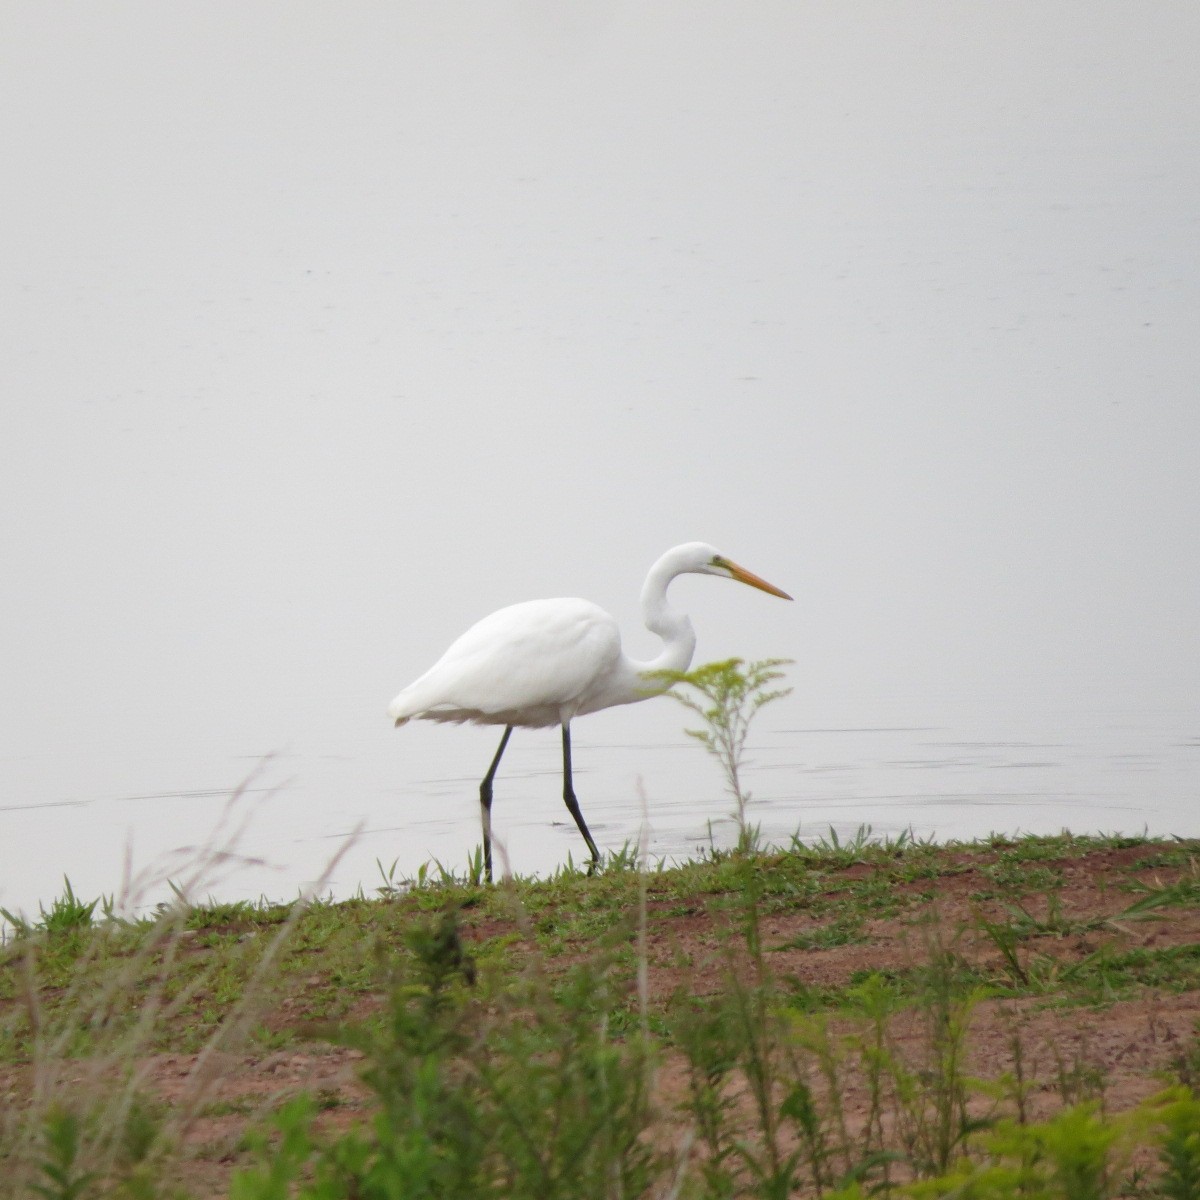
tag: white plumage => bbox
[388,598,624,729]
[388,542,791,879]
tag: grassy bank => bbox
[3,830,1200,1198]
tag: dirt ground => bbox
[124,844,1200,1196]
[7,844,1197,1197]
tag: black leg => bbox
[479,725,513,883]
[561,724,600,874]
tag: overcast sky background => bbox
[2,3,1198,916]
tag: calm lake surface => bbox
[3,704,1196,920]
[3,5,1197,922]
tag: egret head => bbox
[675,542,793,600]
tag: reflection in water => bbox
[0,799,91,813]
[113,787,278,804]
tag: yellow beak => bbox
[724,559,793,601]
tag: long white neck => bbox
[629,548,698,682]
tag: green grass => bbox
[3,831,1200,1198]
[2,831,1192,1057]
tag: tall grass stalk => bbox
[0,774,356,1198]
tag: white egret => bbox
[388,542,791,880]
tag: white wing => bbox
[388,598,623,728]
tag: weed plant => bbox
[6,837,1200,1198]
[652,657,792,853]
[222,822,1200,1198]
[0,780,354,1199]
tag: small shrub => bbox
[652,657,792,853]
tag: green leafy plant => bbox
[231,906,654,1200]
[30,1106,97,1200]
[1,877,106,941]
[1160,1089,1200,1200]
[652,657,792,852]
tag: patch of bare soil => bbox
[26,847,1200,1197]
[141,1046,371,1198]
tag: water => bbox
[3,705,1195,920]
[2,6,1197,920]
